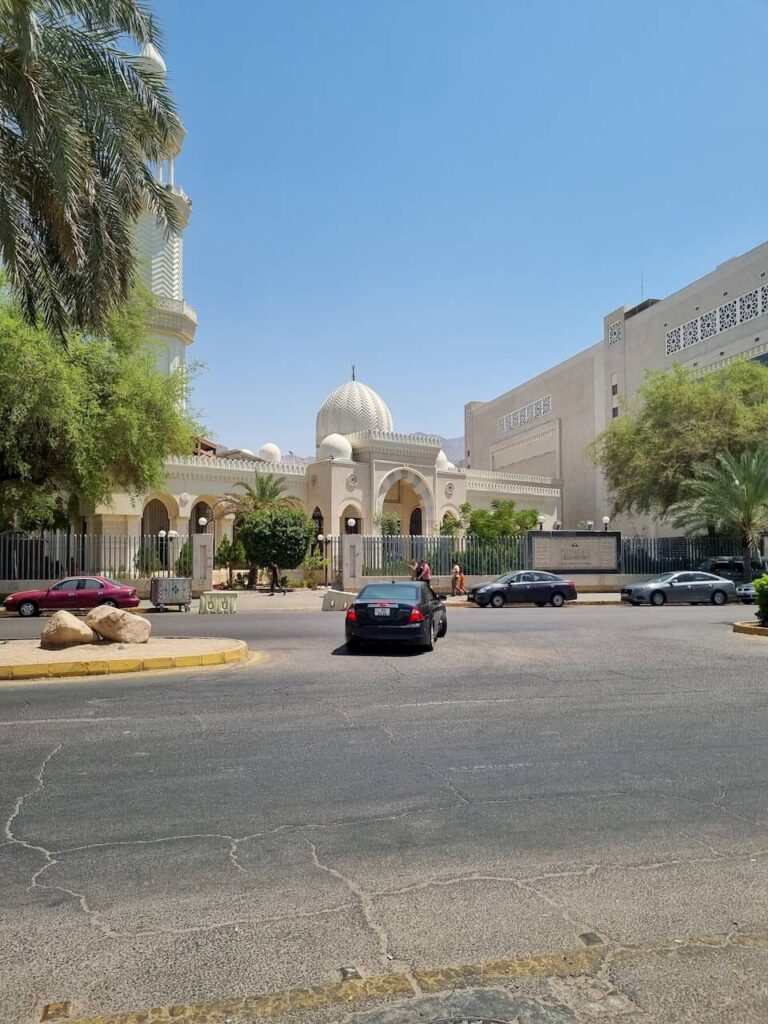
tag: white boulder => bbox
[85,605,151,644]
[41,611,96,648]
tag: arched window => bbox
[142,499,170,537]
[409,508,423,536]
[190,501,214,538]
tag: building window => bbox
[611,383,618,396]
[498,394,552,433]
[612,407,619,418]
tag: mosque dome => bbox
[436,449,449,469]
[316,378,394,445]
[258,442,282,463]
[317,433,353,461]
[138,40,167,76]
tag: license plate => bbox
[374,607,391,617]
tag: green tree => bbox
[590,361,768,518]
[0,0,183,337]
[378,512,401,536]
[668,449,768,583]
[219,471,294,521]
[174,540,192,577]
[439,513,460,537]
[0,286,200,531]
[463,499,538,540]
[215,536,246,588]
[237,507,314,582]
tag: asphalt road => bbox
[2,604,768,1024]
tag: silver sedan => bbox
[621,571,736,607]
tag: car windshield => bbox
[495,572,517,583]
[650,573,676,583]
[358,583,421,602]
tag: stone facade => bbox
[465,241,768,533]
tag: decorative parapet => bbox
[150,297,198,343]
[165,455,308,477]
[348,430,443,446]
[465,468,557,486]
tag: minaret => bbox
[135,41,197,376]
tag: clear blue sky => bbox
[158,0,768,456]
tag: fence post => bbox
[192,534,214,594]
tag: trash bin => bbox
[150,577,192,612]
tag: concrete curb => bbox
[0,639,249,681]
[733,620,768,637]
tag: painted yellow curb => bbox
[0,640,248,681]
[733,620,768,637]
[62,945,607,1024]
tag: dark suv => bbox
[697,557,768,582]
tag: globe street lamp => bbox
[586,520,594,531]
[346,518,356,534]
[537,514,545,531]
[602,515,611,532]
[198,516,208,530]
[317,533,328,588]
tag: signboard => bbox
[526,531,621,574]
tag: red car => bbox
[4,577,140,617]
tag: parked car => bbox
[468,571,578,608]
[3,577,140,617]
[621,571,736,606]
[736,582,757,604]
[345,581,446,651]
[697,557,768,583]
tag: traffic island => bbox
[733,620,768,638]
[0,637,249,681]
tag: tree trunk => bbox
[741,537,752,584]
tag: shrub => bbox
[136,545,162,576]
[174,541,193,577]
[754,574,768,626]
[238,506,314,576]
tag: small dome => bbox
[317,433,353,461]
[316,379,394,445]
[436,449,449,470]
[138,40,167,76]
[239,448,255,457]
[258,442,281,463]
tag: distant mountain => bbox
[439,435,465,466]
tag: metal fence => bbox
[620,535,748,575]
[359,535,525,577]
[0,532,193,581]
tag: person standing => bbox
[451,563,465,596]
[418,559,432,586]
[269,562,286,595]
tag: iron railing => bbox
[0,533,194,581]
[360,535,525,577]
[620,535,749,575]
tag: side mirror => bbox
[667,580,676,586]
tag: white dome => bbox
[316,379,394,444]
[436,449,449,469]
[258,442,282,463]
[138,41,167,76]
[317,433,353,461]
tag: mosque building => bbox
[81,46,560,549]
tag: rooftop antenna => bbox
[351,363,356,381]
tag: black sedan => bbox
[345,581,447,651]
[468,571,578,608]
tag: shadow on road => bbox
[331,643,425,657]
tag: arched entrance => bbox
[190,501,214,539]
[340,504,361,534]
[377,468,434,536]
[142,498,170,536]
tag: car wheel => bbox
[18,600,38,617]
[650,591,666,606]
[550,592,565,608]
[437,613,447,638]
[424,618,437,651]
[535,601,546,607]
[100,599,118,608]
[711,589,727,606]
[490,593,505,609]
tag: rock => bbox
[41,611,96,648]
[85,605,151,644]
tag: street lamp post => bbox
[586,520,594,531]
[347,517,356,534]
[602,515,611,532]
[537,514,545,531]
[317,534,328,588]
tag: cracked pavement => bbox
[1,605,768,1022]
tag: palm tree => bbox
[219,471,295,521]
[0,0,182,337]
[669,449,768,583]
[217,471,295,587]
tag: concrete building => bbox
[465,241,768,533]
